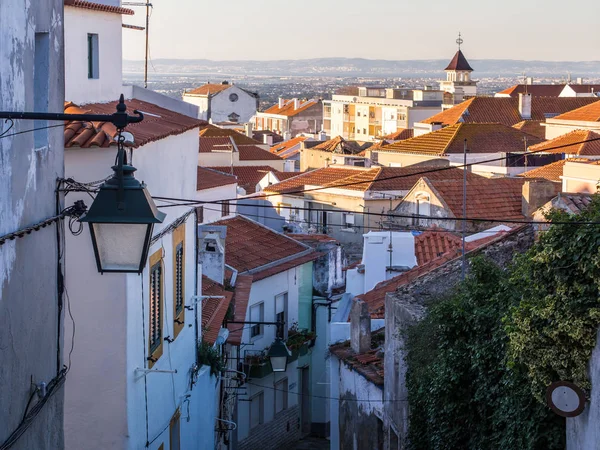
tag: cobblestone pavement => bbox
[283,437,330,450]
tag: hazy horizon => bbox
[122,0,600,62]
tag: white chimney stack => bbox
[293,98,300,110]
[519,93,532,120]
[278,97,285,109]
[526,77,534,85]
[244,122,253,138]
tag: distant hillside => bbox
[124,57,600,78]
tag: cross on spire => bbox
[456,32,463,50]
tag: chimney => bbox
[244,122,253,138]
[278,97,285,109]
[262,134,273,146]
[198,226,227,285]
[518,93,532,120]
[577,77,584,85]
[526,76,534,85]
[350,298,371,354]
[319,130,327,141]
[431,122,444,132]
[283,131,292,141]
[293,98,300,110]
[522,180,558,217]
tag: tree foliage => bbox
[406,196,600,449]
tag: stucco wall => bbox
[0,1,65,448]
[64,6,123,104]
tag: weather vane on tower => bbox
[456,32,463,50]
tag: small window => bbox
[250,303,264,339]
[229,93,239,102]
[196,206,204,224]
[87,33,99,79]
[172,224,185,338]
[274,378,288,413]
[148,250,163,367]
[275,293,287,339]
[228,112,240,122]
[221,201,230,217]
[363,128,367,135]
[169,410,181,450]
[343,213,355,228]
[250,392,264,429]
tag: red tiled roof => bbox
[553,101,600,122]
[313,136,366,154]
[382,129,414,141]
[378,123,544,157]
[285,234,338,245]
[271,136,308,159]
[263,99,321,117]
[321,166,484,193]
[329,330,385,386]
[424,176,527,220]
[208,165,280,194]
[264,167,365,195]
[227,274,253,346]
[497,84,566,97]
[64,0,134,15]
[64,100,203,149]
[512,120,546,140]
[414,228,463,265]
[199,127,263,146]
[197,167,237,190]
[210,215,311,273]
[199,136,234,153]
[238,145,283,161]
[445,50,474,71]
[528,130,600,155]
[358,227,521,318]
[252,251,322,281]
[275,172,301,181]
[420,97,600,126]
[201,276,234,345]
[186,83,232,96]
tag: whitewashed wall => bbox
[64,6,123,104]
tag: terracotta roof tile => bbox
[263,99,321,117]
[199,127,263,146]
[64,100,203,149]
[329,330,385,386]
[201,276,233,345]
[208,165,282,194]
[197,167,237,190]
[512,120,546,140]
[264,167,364,195]
[382,129,414,141]
[65,0,134,15]
[421,97,600,126]
[553,101,600,122]
[271,136,308,158]
[445,50,474,71]
[497,84,566,97]
[186,83,232,96]
[227,274,253,345]
[528,130,600,155]
[313,136,366,154]
[237,145,283,161]
[251,251,322,281]
[380,123,543,156]
[210,215,311,273]
[424,176,526,220]
[414,228,463,265]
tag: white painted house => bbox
[202,216,318,449]
[63,2,221,449]
[183,81,259,124]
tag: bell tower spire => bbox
[439,33,478,107]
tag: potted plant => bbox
[286,322,316,360]
[242,351,272,378]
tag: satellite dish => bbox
[546,381,586,417]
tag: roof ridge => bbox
[442,123,464,155]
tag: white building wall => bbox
[544,120,600,140]
[182,95,210,120]
[199,152,286,172]
[209,86,257,124]
[64,129,209,450]
[196,183,239,222]
[361,232,416,292]
[64,6,123,104]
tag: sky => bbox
[122,0,600,62]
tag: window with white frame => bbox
[275,293,288,339]
[250,392,264,429]
[342,212,355,229]
[250,303,264,339]
[274,378,288,414]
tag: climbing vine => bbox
[405,196,600,449]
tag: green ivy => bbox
[406,196,600,449]
[197,340,225,377]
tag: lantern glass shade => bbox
[267,338,291,372]
[90,223,153,273]
[80,163,166,274]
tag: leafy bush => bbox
[197,341,225,377]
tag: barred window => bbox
[221,201,230,217]
[149,250,163,367]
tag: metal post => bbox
[144,0,150,88]
[461,139,467,280]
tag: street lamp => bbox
[267,322,291,372]
[78,95,165,274]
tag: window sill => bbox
[340,228,357,233]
